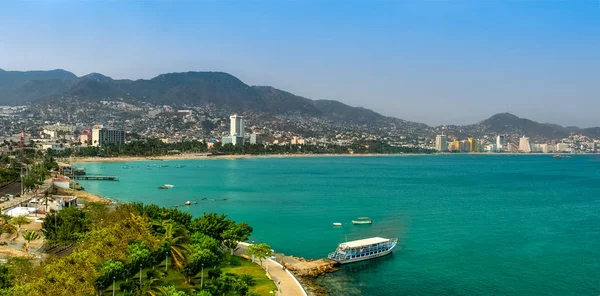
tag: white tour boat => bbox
[327,237,397,264]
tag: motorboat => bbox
[333,223,342,226]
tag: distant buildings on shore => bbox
[434,133,597,154]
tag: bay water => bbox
[75,155,600,295]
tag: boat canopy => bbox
[340,237,389,248]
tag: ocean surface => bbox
[75,155,600,296]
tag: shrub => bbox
[207,269,221,280]
[240,274,256,286]
[146,269,159,279]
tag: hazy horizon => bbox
[1,1,598,127]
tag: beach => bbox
[66,153,437,163]
[64,152,585,163]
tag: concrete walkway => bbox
[236,242,308,296]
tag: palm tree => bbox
[143,278,166,296]
[159,221,191,270]
[23,231,40,252]
[0,214,16,237]
[10,215,30,236]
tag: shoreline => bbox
[64,152,592,163]
[64,153,433,163]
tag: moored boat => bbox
[164,184,174,188]
[185,201,191,206]
[327,237,397,264]
[333,222,342,226]
[352,217,372,225]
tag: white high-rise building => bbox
[496,135,505,152]
[222,114,245,146]
[230,114,244,137]
[518,136,531,153]
[435,135,447,152]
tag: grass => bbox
[222,258,278,295]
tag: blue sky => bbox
[0,1,598,127]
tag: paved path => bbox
[236,242,308,296]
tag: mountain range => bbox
[0,68,598,140]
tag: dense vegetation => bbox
[0,146,56,191]
[0,202,272,296]
[47,138,434,158]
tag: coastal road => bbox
[0,181,21,197]
[0,179,53,212]
[236,243,308,296]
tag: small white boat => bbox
[352,217,372,225]
[185,201,191,206]
[333,223,342,226]
[164,184,174,188]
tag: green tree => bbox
[190,213,234,241]
[22,231,40,252]
[211,274,248,296]
[182,245,218,283]
[94,259,125,294]
[42,207,90,244]
[126,242,152,268]
[222,222,253,256]
[190,233,220,254]
[0,264,13,289]
[246,243,272,266]
[163,285,187,296]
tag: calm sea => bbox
[75,155,600,296]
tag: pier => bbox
[72,175,119,181]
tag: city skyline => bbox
[1,1,599,127]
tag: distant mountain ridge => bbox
[440,112,600,141]
[0,68,597,139]
[0,69,393,125]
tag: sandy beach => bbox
[63,153,435,163]
[54,187,113,204]
[61,152,576,164]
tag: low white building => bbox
[41,144,66,151]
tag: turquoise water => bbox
[76,155,600,296]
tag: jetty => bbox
[72,175,119,181]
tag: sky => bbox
[0,1,599,127]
